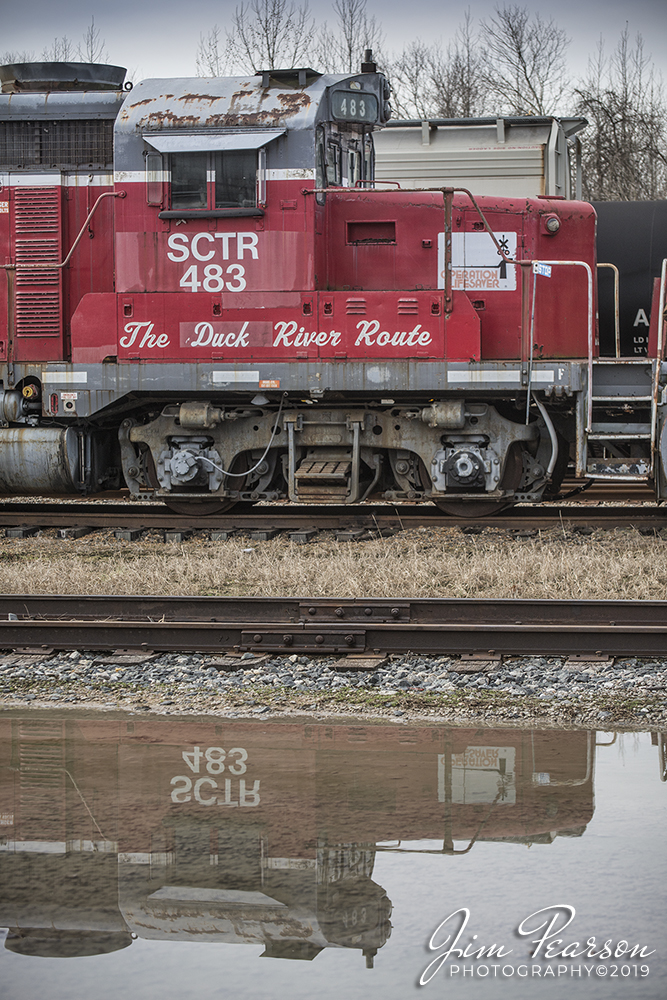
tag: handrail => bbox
[650,258,667,473]
[531,731,593,787]
[597,262,620,357]
[1,190,125,274]
[1,190,125,371]
[529,259,594,430]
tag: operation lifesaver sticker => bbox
[438,231,518,291]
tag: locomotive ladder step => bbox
[295,461,352,482]
[585,472,650,481]
[591,395,653,403]
[293,460,353,502]
[589,421,651,434]
[585,458,651,480]
[587,432,651,441]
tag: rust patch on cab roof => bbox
[203,112,287,128]
[178,93,222,105]
[205,91,310,128]
[277,92,310,112]
[139,111,201,129]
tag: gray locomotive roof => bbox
[116,72,370,134]
[0,90,125,120]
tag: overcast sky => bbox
[3,0,666,94]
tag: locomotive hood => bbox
[116,70,389,136]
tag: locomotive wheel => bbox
[161,498,237,516]
[430,442,523,518]
[145,452,239,516]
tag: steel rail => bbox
[2,596,667,657]
[0,502,664,533]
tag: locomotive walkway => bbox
[2,595,667,659]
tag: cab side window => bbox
[169,150,258,210]
[326,141,342,185]
[214,150,256,208]
[171,152,207,209]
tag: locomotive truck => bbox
[0,57,665,515]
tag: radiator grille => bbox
[0,119,114,168]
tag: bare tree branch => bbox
[196,25,228,77]
[0,49,34,65]
[389,12,486,120]
[77,16,108,63]
[479,4,569,115]
[315,0,385,74]
[388,40,436,119]
[575,29,667,200]
[226,0,315,72]
[430,11,486,118]
[42,36,75,62]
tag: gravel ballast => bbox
[1,648,665,729]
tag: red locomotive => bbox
[0,58,665,514]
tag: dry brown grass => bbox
[0,526,666,600]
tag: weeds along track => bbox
[3,596,667,659]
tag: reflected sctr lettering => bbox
[240,779,261,807]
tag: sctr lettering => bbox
[167,232,259,262]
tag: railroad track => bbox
[0,499,665,536]
[2,596,667,658]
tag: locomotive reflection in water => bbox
[0,715,597,963]
[1,58,666,516]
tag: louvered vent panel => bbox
[397,298,419,315]
[18,722,66,839]
[14,188,62,340]
[19,720,65,740]
[15,188,60,232]
[346,297,366,315]
[16,240,60,285]
[16,291,62,334]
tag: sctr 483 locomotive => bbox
[0,58,665,514]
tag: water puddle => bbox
[0,711,664,998]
